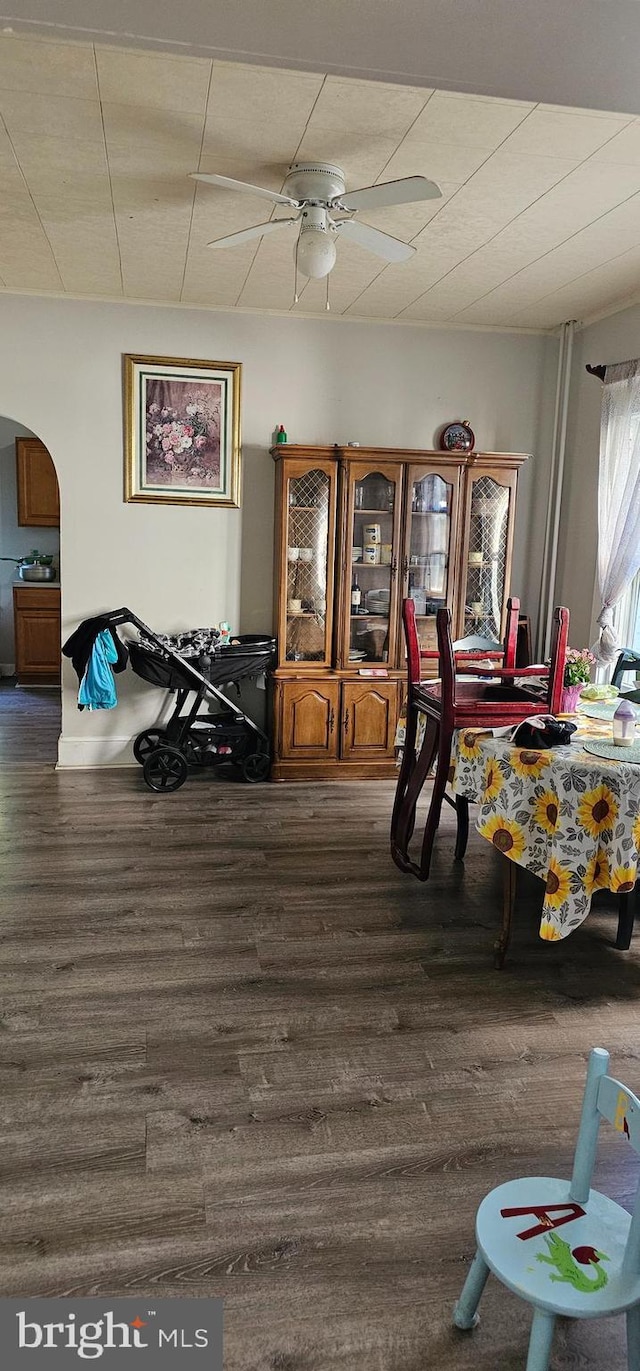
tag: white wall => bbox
[0,417,60,673]
[0,295,557,765]
[558,301,640,646]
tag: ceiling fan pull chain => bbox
[326,275,330,312]
[293,234,300,304]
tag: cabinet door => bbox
[458,466,519,642]
[275,459,337,669]
[279,679,340,759]
[340,681,398,760]
[16,438,60,526]
[342,461,403,669]
[400,463,462,666]
[14,590,61,679]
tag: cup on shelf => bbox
[363,545,379,564]
[468,551,483,565]
[298,547,313,562]
[363,523,381,544]
[352,545,363,562]
[380,544,392,565]
[287,547,300,561]
[288,598,302,613]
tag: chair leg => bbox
[628,1303,640,1370]
[616,887,636,950]
[418,724,453,881]
[391,714,439,873]
[452,1250,490,1330]
[494,855,517,969]
[525,1308,556,1371]
[390,700,419,843]
[454,796,470,861]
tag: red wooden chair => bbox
[390,599,569,881]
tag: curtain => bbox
[592,359,640,663]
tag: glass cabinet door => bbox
[404,468,458,656]
[283,464,335,665]
[346,464,402,666]
[462,470,514,642]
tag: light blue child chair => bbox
[453,1048,640,1369]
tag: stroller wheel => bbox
[241,751,271,783]
[133,728,168,765]
[142,746,188,793]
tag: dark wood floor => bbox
[0,685,638,1368]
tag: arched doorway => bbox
[0,417,61,765]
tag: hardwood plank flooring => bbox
[0,686,639,1366]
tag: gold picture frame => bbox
[124,354,242,507]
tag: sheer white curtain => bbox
[592,359,640,663]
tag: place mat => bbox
[582,740,640,763]
[577,700,619,720]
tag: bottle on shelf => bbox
[351,572,361,614]
[276,424,287,444]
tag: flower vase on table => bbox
[560,683,583,714]
[561,646,596,715]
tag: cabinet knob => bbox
[402,555,409,581]
[390,557,398,578]
[343,708,349,733]
[328,707,335,733]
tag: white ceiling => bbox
[2,33,640,329]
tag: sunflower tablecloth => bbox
[451,719,640,941]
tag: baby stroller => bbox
[109,609,274,792]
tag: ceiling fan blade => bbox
[207,218,298,249]
[335,218,415,263]
[190,173,298,206]
[335,175,442,212]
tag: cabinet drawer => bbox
[13,587,60,611]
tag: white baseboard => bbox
[57,735,137,768]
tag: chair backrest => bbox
[545,604,570,713]
[402,596,520,689]
[433,600,568,709]
[569,1048,640,1275]
[612,648,640,689]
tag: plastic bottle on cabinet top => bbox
[276,424,287,444]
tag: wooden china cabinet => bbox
[270,444,529,781]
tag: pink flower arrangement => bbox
[564,646,596,687]
[145,390,221,486]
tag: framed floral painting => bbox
[124,354,241,507]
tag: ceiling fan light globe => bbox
[296,227,337,279]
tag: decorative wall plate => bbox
[439,419,475,452]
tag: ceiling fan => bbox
[189,162,441,284]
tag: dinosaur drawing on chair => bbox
[536,1232,610,1292]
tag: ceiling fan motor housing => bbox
[284,162,346,204]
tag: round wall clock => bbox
[439,419,475,452]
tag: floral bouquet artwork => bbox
[562,646,596,714]
[124,355,241,508]
[145,382,221,489]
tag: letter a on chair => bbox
[453,1048,640,1370]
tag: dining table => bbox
[449,705,640,965]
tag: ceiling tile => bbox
[203,61,323,170]
[301,75,429,139]
[381,140,494,185]
[500,108,631,159]
[591,119,640,165]
[102,104,204,178]
[397,90,533,148]
[96,47,211,114]
[0,90,103,144]
[0,35,98,99]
